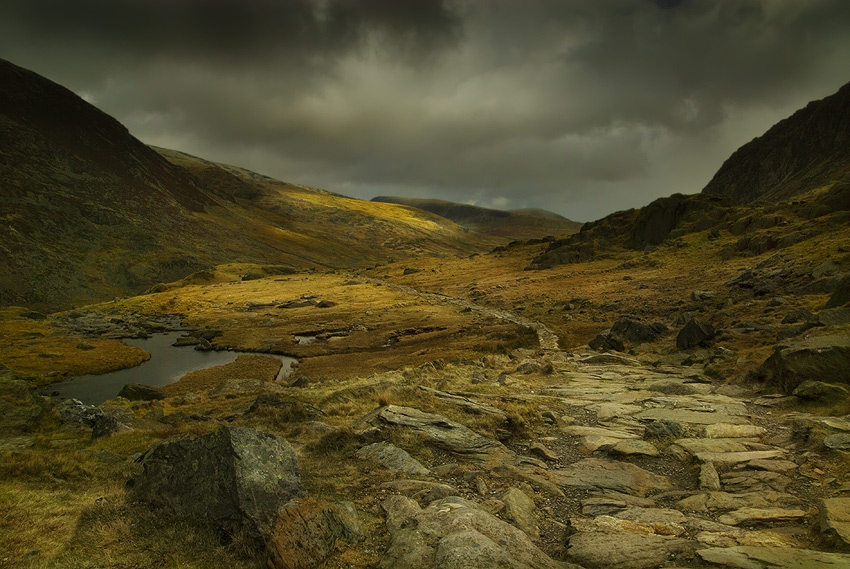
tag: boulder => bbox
[825,274,850,308]
[126,425,305,544]
[792,381,850,401]
[610,317,667,344]
[757,335,850,393]
[117,383,166,401]
[268,498,362,569]
[676,318,716,350]
[589,331,625,352]
[379,495,570,569]
[567,532,694,569]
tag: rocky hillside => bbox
[702,80,850,204]
[372,196,583,240]
[0,59,490,311]
[527,80,850,272]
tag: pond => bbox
[42,333,297,405]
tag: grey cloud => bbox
[1,0,849,222]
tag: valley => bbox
[1,58,850,569]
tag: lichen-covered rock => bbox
[126,425,305,543]
[268,498,362,569]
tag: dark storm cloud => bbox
[1,0,849,221]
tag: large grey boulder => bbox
[126,425,305,543]
[379,495,574,569]
[757,335,850,393]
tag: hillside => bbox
[371,196,583,240]
[702,79,850,203]
[0,59,489,311]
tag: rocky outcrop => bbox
[126,425,305,544]
[701,80,850,204]
[360,405,512,464]
[757,335,850,393]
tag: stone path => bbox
[344,279,850,568]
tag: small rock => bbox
[819,497,850,546]
[824,433,850,450]
[117,383,166,401]
[356,442,429,476]
[528,442,560,461]
[610,439,659,457]
[643,419,684,440]
[700,462,722,491]
[501,487,540,539]
[76,342,95,350]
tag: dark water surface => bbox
[43,333,296,405]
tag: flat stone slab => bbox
[567,532,695,569]
[561,425,639,439]
[717,507,808,526]
[694,450,786,466]
[635,408,750,425]
[698,545,850,568]
[673,438,752,455]
[610,439,659,457]
[704,424,767,438]
[551,458,673,497]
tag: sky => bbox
[2,0,850,222]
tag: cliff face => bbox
[701,81,850,204]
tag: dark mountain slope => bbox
[0,59,488,310]
[702,80,850,203]
[371,196,582,240]
[529,81,850,271]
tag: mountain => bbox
[528,80,850,270]
[702,80,850,203]
[0,59,489,311]
[371,196,582,240]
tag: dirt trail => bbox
[359,276,561,351]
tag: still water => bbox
[44,333,297,405]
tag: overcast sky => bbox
[3,0,850,221]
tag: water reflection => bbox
[43,333,296,405]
